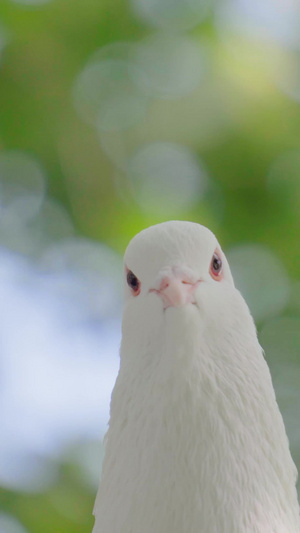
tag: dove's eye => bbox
[209,251,223,281]
[126,269,141,296]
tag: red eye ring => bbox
[209,250,223,281]
[126,268,141,296]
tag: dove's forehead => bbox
[124,221,219,276]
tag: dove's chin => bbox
[163,300,198,312]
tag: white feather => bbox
[93,221,300,533]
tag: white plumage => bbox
[93,221,300,533]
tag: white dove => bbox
[93,221,300,533]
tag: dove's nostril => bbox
[153,273,200,308]
[159,277,171,291]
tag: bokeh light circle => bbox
[215,0,300,49]
[0,151,51,256]
[127,142,208,215]
[41,238,123,319]
[267,150,300,216]
[131,33,206,99]
[260,317,300,367]
[288,281,300,316]
[130,0,212,31]
[30,198,74,246]
[0,513,28,533]
[227,244,290,323]
[259,317,300,451]
[271,51,300,104]
[73,43,148,131]
[0,151,46,220]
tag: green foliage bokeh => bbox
[0,0,300,531]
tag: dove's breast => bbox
[93,303,300,533]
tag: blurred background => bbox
[0,0,300,531]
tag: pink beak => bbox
[150,270,200,309]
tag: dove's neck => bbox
[96,303,300,533]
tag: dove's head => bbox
[125,221,234,306]
[122,221,256,361]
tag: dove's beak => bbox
[149,269,201,309]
